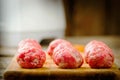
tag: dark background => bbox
[63,0,120,36]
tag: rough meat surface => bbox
[47,39,72,56]
[18,39,41,52]
[17,39,46,68]
[53,43,83,68]
[85,40,114,68]
[47,39,84,68]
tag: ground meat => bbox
[84,40,114,68]
[47,39,84,68]
[17,39,46,68]
[18,39,42,51]
[47,39,72,56]
[53,43,84,68]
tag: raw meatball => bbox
[47,39,72,56]
[53,43,84,68]
[18,39,42,52]
[17,39,46,68]
[85,40,114,68]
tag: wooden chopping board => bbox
[4,53,120,80]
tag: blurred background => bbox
[64,0,120,36]
[0,0,120,47]
[0,0,66,47]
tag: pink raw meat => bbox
[17,39,46,68]
[52,43,84,68]
[18,39,41,50]
[85,40,114,68]
[47,39,72,56]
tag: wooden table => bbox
[1,36,120,80]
